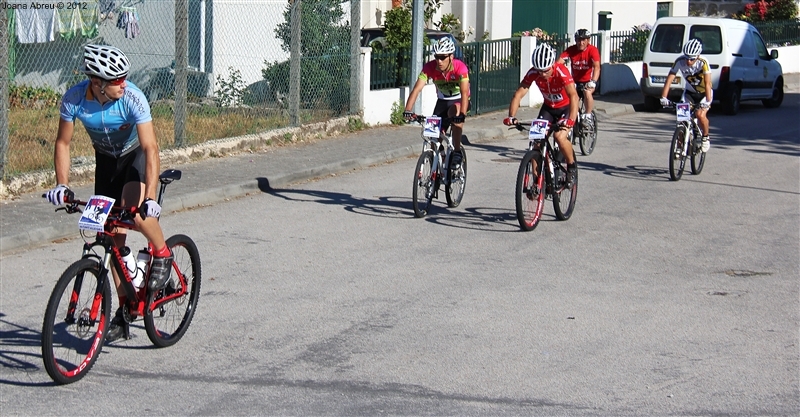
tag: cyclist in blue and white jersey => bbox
[44,44,173,342]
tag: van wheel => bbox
[762,78,784,108]
[643,96,660,112]
[722,85,741,115]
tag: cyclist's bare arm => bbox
[459,79,470,116]
[137,121,161,202]
[565,82,580,121]
[404,78,428,112]
[661,73,677,98]
[54,118,75,185]
[507,83,530,118]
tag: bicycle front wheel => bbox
[669,124,688,181]
[42,258,111,385]
[144,234,202,348]
[515,150,546,231]
[553,150,577,220]
[579,111,598,156]
[412,150,435,218]
[691,136,706,175]
[446,146,467,208]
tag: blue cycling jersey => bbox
[60,80,152,157]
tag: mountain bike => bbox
[512,120,578,231]
[665,100,705,181]
[410,114,467,218]
[41,169,201,385]
[573,84,598,156]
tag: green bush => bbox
[9,84,61,109]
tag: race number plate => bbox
[528,119,549,140]
[423,116,442,139]
[78,195,115,232]
[675,103,692,122]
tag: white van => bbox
[640,17,784,115]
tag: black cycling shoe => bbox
[106,308,130,343]
[566,164,578,189]
[148,251,174,291]
[450,150,463,169]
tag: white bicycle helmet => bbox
[682,38,703,59]
[531,43,556,71]
[83,44,130,80]
[433,37,456,55]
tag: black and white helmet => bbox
[575,29,591,40]
[682,38,703,59]
[531,43,556,71]
[433,37,456,55]
[83,44,130,80]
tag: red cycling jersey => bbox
[559,44,600,83]
[520,62,574,108]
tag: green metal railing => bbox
[608,29,650,63]
[753,20,800,46]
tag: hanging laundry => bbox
[117,7,140,39]
[99,0,116,22]
[57,1,99,40]
[15,7,56,44]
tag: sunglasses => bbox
[434,55,449,61]
[106,76,127,86]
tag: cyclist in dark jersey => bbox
[504,43,579,188]
[44,44,173,342]
[403,37,470,168]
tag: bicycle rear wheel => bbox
[412,150,435,218]
[691,135,706,175]
[579,111,598,156]
[515,150,546,231]
[553,150,577,220]
[446,146,467,208]
[145,234,202,348]
[42,259,111,385]
[669,124,688,181]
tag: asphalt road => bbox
[0,93,798,415]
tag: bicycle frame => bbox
[62,169,186,320]
[417,115,455,188]
[524,122,563,195]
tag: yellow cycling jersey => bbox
[669,57,711,94]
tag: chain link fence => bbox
[1,0,360,179]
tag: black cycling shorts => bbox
[432,98,471,131]
[536,104,570,124]
[94,146,146,202]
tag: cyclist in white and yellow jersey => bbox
[660,38,713,152]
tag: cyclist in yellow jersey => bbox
[660,38,713,152]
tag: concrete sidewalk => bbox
[0,91,642,255]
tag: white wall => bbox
[571,0,689,34]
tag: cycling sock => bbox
[154,245,170,257]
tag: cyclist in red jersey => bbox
[504,43,579,187]
[558,29,601,120]
[403,37,470,168]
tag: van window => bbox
[650,24,684,53]
[689,25,723,54]
[751,30,770,59]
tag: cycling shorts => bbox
[432,98,471,131]
[536,104,570,124]
[94,145,146,203]
[575,82,594,101]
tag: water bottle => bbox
[119,246,143,288]
[135,249,151,289]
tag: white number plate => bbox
[528,119,550,141]
[423,116,442,139]
[78,195,115,232]
[675,103,692,122]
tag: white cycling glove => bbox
[139,198,162,219]
[660,97,671,107]
[45,184,73,206]
[585,80,596,89]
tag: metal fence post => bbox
[289,0,301,126]
[0,7,8,178]
[349,0,361,116]
[174,0,188,147]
